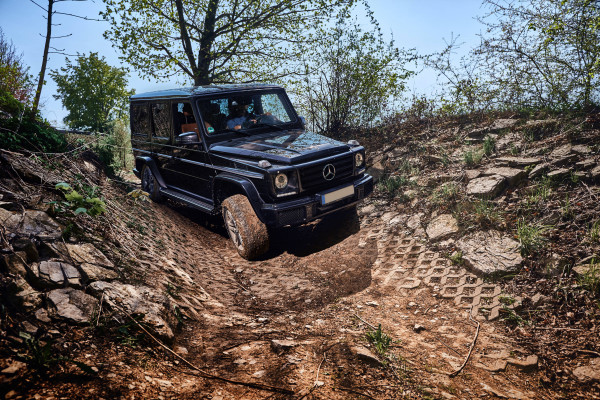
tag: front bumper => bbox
[260,174,373,227]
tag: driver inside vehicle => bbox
[227,97,256,130]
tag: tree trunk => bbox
[196,0,220,85]
[32,0,53,116]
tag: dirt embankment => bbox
[1,113,600,399]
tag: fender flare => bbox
[135,156,167,188]
[213,173,266,222]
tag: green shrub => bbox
[0,88,67,153]
[590,220,600,243]
[578,260,600,297]
[95,117,133,175]
[463,149,483,166]
[516,219,550,256]
[51,182,106,217]
[377,175,413,199]
[365,324,392,356]
[474,199,504,227]
[483,135,495,156]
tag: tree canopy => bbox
[101,0,358,85]
[50,52,133,132]
[428,0,600,113]
[0,28,33,109]
[295,16,414,134]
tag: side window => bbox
[131,103,150,137]
[198,98,228,134]
[151,103,171,138]
[173,102,199,135]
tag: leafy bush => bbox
[95,117,133,175]
[52,182,106,217]
[0,97,68,152]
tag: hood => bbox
[209,130,350,164]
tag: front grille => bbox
[299,155,354,192]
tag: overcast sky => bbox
[0,0,485,126]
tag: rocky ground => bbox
[1,113,599,399]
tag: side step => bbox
[159,188,215,213]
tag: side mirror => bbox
[177,131,200,146]
[298,116,306,128]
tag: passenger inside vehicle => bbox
[227,97,256,130]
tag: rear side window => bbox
[131,103,150,137]
[151,103,171,138]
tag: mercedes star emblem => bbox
[322,164,336,181]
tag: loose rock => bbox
[66,243,114,268]
[79,263,119,282]
[89,281,173,341]
[426,214,459,241]
[351,345,381,366]
[482,167,526,186]
[457,231,523,276]
[496,156,541,167]
[0,209,62,240]
[573,358,600,383]
[47,288,98,324]
[466,175,506,198]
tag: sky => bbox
[0,0,486,127]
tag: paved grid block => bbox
[363,226,507,321]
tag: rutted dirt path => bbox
[111,187,546,400]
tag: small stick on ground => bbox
[449,306,480,378]
[96,292,104,326]
[433,336,463,357]
[354,313,377,330]
[314,353,326,387]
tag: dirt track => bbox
[97,183,549,400]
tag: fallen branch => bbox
[449,306,480,378]
[532,326,582,332]
[107,299,294,395]
[576,349,600,357]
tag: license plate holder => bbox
[320,185,354,205]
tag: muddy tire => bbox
[222,194,269,260]
[141,164,162,202]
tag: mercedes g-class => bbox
[130,84,373,259]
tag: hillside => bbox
[1,113,599,399]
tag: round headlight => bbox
[355,152,364,167]
[274,173,288,189]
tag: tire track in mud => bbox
[124,196,541,399]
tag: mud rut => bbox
[128,197,545,399]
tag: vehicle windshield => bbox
[197,91,296,135]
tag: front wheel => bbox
[141,164,162,202]
[222,195,269,260]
